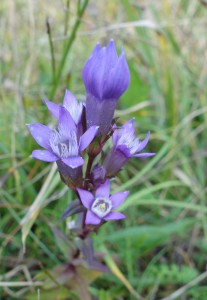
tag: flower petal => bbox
[63,89,77,108]
[43,99,59,118]
[79,125,99,152]
[62,156,84,169]
[112,127,118,145]
[27,123,52,150]
[105,40,119,68]
[77,188,94,209]
[85,211,101,225]
[58,106,76,135]
[95,179,110,198]
[110,191,129,209]
[102,49,130,99]
[82,43,102,98]
[135,131,150,152]
[122,118,135,132]
[133,152,155,158]
[32,150,59,162]
[116,144,131,157]
[63,90,83,124]
[104,211,125,221]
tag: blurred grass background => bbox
[1,0,207,299]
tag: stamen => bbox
[117,127,140,155]
[49,129,78,158]
[91,197,112,218]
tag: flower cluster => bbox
[28,40,155,228]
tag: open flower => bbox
[27,106,98,169]
[44,89,83,125]
[77,180,128,225]
[104,119,155,176]
[82,40,130,135]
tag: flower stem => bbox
[85,155,94,181]
[49,0,89,100]
[64,0,70,36]
[46,17,56,82]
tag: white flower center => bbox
[117,128,140,155]
[91,197,112,218]
[50,130,79,158]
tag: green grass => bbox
[1,0,207,299]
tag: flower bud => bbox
[82,40,130,135]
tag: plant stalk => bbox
[49,0,89,100]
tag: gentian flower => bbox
[27,106,98,170]
[77,179,128,225]
[44,89,83,125]
[103,119,155,177]
[82,40,130,135]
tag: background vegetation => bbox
[1,0,207,299]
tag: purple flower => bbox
[91,165,106,188]
[104,119,155,176]
[44,89,83,125]
[27,106,98,169]
[77,180,128,225]
[82,40,130,135]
